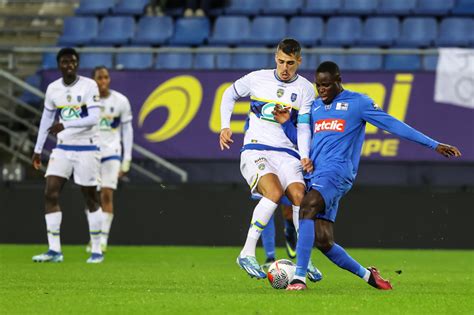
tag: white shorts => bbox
[240,149,305,198]
[100,159,121,190]
[45,148,101,186]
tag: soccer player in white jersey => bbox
[86,66,133,252]
[32,48,104,264]
[219,38,322,280]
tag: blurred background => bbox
[0,0,473,248]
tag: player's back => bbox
[309,90,372,182]
[46,76,101,145]
[238,69,315,152]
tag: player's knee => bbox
[262,187,284,204]
[299,207,317,220]
[315,234,334,253]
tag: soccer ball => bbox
[267,259,296,289]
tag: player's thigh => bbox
[256,173,284,202]
[100,159,120,190]
[274,153,305,201]
[300,189,326,219]
[72,150,101,187]
[240,150,279,198]
[45,148,73,180]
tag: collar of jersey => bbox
[273,70,298,83]
[62,75,80,87]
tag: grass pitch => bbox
[0,245,472,314]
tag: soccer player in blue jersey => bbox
[287,61,462,291]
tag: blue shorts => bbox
[306,173,352,222]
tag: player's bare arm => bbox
[436,143,461,158]
[219,128,233,150]
[48,123,65,136]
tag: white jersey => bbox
[98,89,133,156]
[233,69,315,154]
[44,75,101,145]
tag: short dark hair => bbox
[92,65,108,78]
[56,47,79,64]
[276,38,301,57]
[316,61,340,77]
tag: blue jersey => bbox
[305,90,439,183]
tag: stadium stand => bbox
[208,16,251,46]
[339,0,378,15]
[345,54,383,71]
[113,0,149,16]
[225,0,265,15]
[116,52,154,70]
[452,0,474,15]
[414,0,455,16]
[436,17,474,47]
[384,54,422,71]
[301,0,342,15]
[75,0,115,16]
[288,17,324,47]
[299,53,319,71]
[41,53,58,70]
[57,17,98,46]
[168,18,210,46]
[245,17,287,46]
[80,53,114,69]
[93,16,135,46]
[155,52,193,70]
[358,17,400,47]
[423,55,439,71]
[193,53,215,69]
[131,16,174,46]
[377,0,417,15]
[231,53,271,70]
[261,0,304,15]
[397,17,438,48]
[321,17,362,46]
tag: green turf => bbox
[0,245,472,314]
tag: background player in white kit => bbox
[86,66,133,252]
[32,48,104,263]
[219,38,321,281]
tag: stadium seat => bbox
[358,17,400,47]
[423,55,439,71]
[75,0,115,15]
[413,0,455,16]
[116,53,153,70]
[339,0,377,15]
[215,53,233,69]
[261,0,303,15]
[301,0,341,15]
[384,54,421,71]
[113,0,149,15]
[345,54,383,71]
[231,53,271,70]
[397,18,437,48]
[194,53,215,69]
[93,16,135,46]
[20,74,42,107]
[377,0,417,15]
[320,17,362,46]
[299,53,319,71]
[80,53,114,69]
[168,18,210,46]
[245,17,287,46]
[225,0,264,15]
[318,54,346,69]
[131,17,173,46]
[452,0,474,15]
[155,53,193,69]
[41,52,57,70]
[288,17,324,47]
[436,18,474,47]
[58,17,98,46]
[208,16,250,46]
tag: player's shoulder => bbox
[110,89,127,100]
[78,75,98,87]
[47,77,64,90]
[343,90,373,107]
[247,69,273,78]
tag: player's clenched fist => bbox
[301,157,313,173]
[219,128,233,150]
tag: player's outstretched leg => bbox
[287,218,315,290]
[261,214,276,270]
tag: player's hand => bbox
[32,153,41,170]
[119,160,131,178]
[219,128,233,150]
[435,143,461,158]
[272,105,290,124]
[301,158,313,173]
[48,123,64,136]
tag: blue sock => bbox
[324,243,367,278]
[261,215,275,260]
[295,219,315,277]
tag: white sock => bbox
[87,208,103,254]
[292,205,300,233]
[101,212,114,247]
[45,212,62,253]
[293,275,306,283]
[240,197,278,257]
[363,269,371,282]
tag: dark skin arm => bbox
[32,123,65,170]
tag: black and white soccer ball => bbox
[267,259,296,289]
